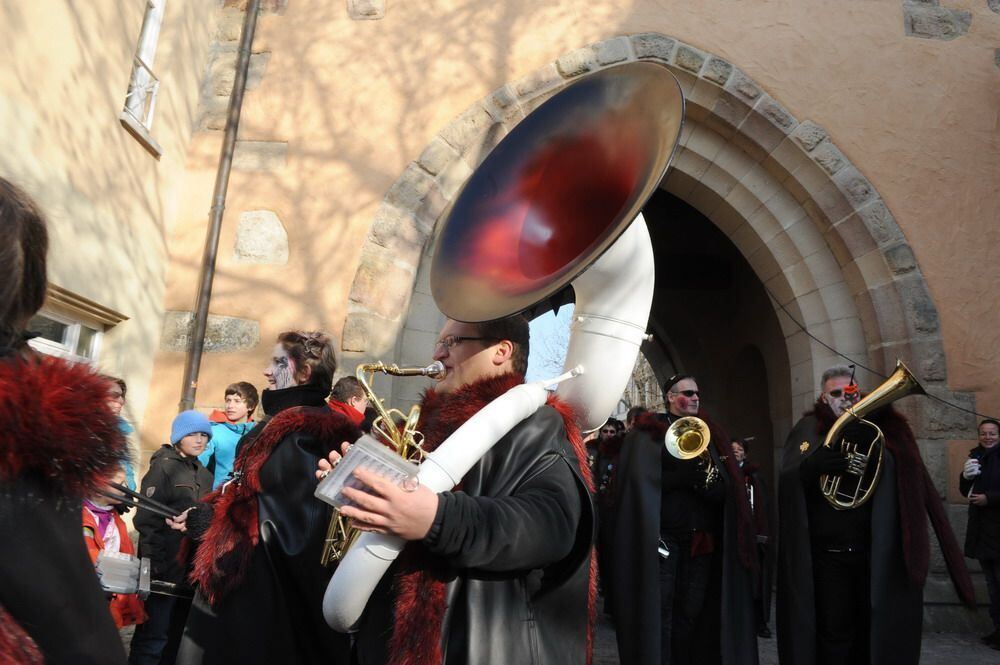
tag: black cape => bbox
[610,414,758,665]
[776,413,922,665]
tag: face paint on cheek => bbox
[270,353,297,389]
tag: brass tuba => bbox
[819,360,925,510]
[665,416,718,487]
[320,360,445,566]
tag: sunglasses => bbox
[670,390,699,398]
[827,388,859,399]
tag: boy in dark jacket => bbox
[130,410,214,665]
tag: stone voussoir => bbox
[832,166,877,209]
[417,138,459,177]
[672,43,707,74]
[725,69,762,105]
[810,141,848,176]
[438,103,494,152]
[386,162,436,210]
[630,33,677,62]
[701,56,733,86]
[857,199,904,247]
[556,46,598,78]
[791,120,828,153]
[595,37,632,66]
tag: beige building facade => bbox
[3,0,999,625]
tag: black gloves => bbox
[801,446,850,480]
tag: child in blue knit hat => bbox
[130,410,214,664]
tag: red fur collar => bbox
[388,373,596,665]
[0,605,41,664]
[190,407,360,606]
[805,397,973,604]
[0,356,126,498]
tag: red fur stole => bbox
[387,373,597,665]
[189,407,359,606]
[0,356,126,498]
[634,411,758,572]
[0,605,42,665]
[809,399,974,605]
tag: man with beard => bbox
[610,374,758,665]
[777,365,974,665]
[173,331,362,665]
[325,315,594,665]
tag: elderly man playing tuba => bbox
[777,364,973,665]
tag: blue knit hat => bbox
[170,410,213,445]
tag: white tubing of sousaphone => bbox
[557,214,654,433]
[321,215,655,633]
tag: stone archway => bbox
[341,34,976,524]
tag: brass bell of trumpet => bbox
[664,416,718,487]
[819,360,925,510]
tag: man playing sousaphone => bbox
[777,364,974,665]
[319,315,595,665]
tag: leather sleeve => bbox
[133,460,171,563]
[424,455,582,572]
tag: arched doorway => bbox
[341,32,977,619]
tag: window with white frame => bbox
[25,286,129,365]
[27,311,104,364]
[119,0,167,158]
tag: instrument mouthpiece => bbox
[424,361,446,379]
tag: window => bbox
[27,311,104,363]
[25,285,129,365]
[119,0,167,158]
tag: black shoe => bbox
[757,626,772,639]
[981,629,1000,645]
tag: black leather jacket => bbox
[357,405,595,665]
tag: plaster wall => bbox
[0,1,219,447]
[143,1,998,464]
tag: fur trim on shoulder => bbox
[0,605,42,664]
[190,406,360,606]
[0,356,126,498]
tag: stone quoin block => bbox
[233,210,288,264]
[903,2,972,41]
[347,0,386,20]
[160,311,260,352]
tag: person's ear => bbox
[491,340,514,367]
[295,363,313,385]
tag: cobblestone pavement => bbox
[593,615,1000,664]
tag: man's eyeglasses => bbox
[434,335,495,351]
[670,390,699,398]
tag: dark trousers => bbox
[980,558,1000,628]
[754,543,771,630]
[659,534,712,665]
[129,593,191,665]
[812,549,870,665]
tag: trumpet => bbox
[319,360,445,566]
[664,416,718,487]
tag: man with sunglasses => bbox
[337,316,594,665]
[610,374,759,665]
[777,365,973,665]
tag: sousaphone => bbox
[323,60,685,631]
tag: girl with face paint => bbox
[174,331,361,665]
